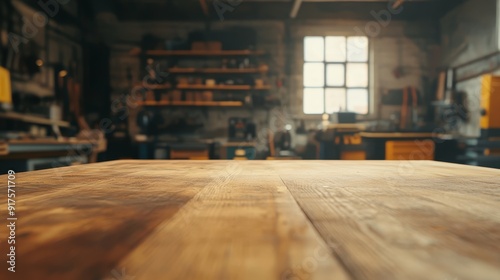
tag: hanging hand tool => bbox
[400,87,408,130]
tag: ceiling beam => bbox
[290,0,303,18]
[392,0,405,9]
[199,0,209,17]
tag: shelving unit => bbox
[134,47,273,108]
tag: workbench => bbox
[0,139,95,173]
[1,160,499,280]
[317,124,366,160]
[360,132,460,161]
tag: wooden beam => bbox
[199,0,209,17]
[290,0,302,18]
[392,0,405,9]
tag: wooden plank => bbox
[145,50,266,56]
[134,83,171,90]
[0,161,349,280]
[435,71,446,101]
[0,161,209,279]
[199,0,209,16]
[0,141,8,155]
[117,161,349,280]
[0,112,71,127]
[134,83,270,91]
[8,138,93,145]
[177,84,252,90]
[137,101,243,107]
[169,68,267,74]
[1,161,499,280]
[273,161,500,280]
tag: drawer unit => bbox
[385,140,435,160]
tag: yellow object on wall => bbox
[0,67,13,105]
[480,75,500,130]
[385,140,435,160]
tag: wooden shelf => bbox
[0,112,70,128]
[168,68,268,74]
[135,84,270,91]
[177,84,271,90]
[177,84,250,90]
[135,84,172,90]
[145,50,266,56]
[254,86,272,90]
[137,101,243,107]
[11,81,53,97]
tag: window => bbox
[303,36,370,115]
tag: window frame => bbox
[303,35,371,116]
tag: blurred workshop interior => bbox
[1,0,500,172]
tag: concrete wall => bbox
[441,0,498,67]
[103,20,285,150]
[103,18,438,145]
[289,19,439,122]
[441,0,498,137]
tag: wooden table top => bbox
[1,160,499,280]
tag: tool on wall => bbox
[66,46,90,130]
[228,117,256,142]
[400,86,418,130]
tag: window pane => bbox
[347,89,369,114]
[304,63,325,87]
[347,36,368,62]
[325,88,346,113]
[326,36,346,62]
[326,64,345,86]
[346,63,368,87]
[303,88,325,114]
[304,37,324,62]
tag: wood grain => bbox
[118,161,348,280]
[0,160,499,280]
[273,161,500,280]
[0,161,209,279]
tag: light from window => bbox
[303,63,324,87]
[303,36,369,114]
[304,37,324,61]
[326,64,344,86]
[325,88,346,114]
[303,88,324,114]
